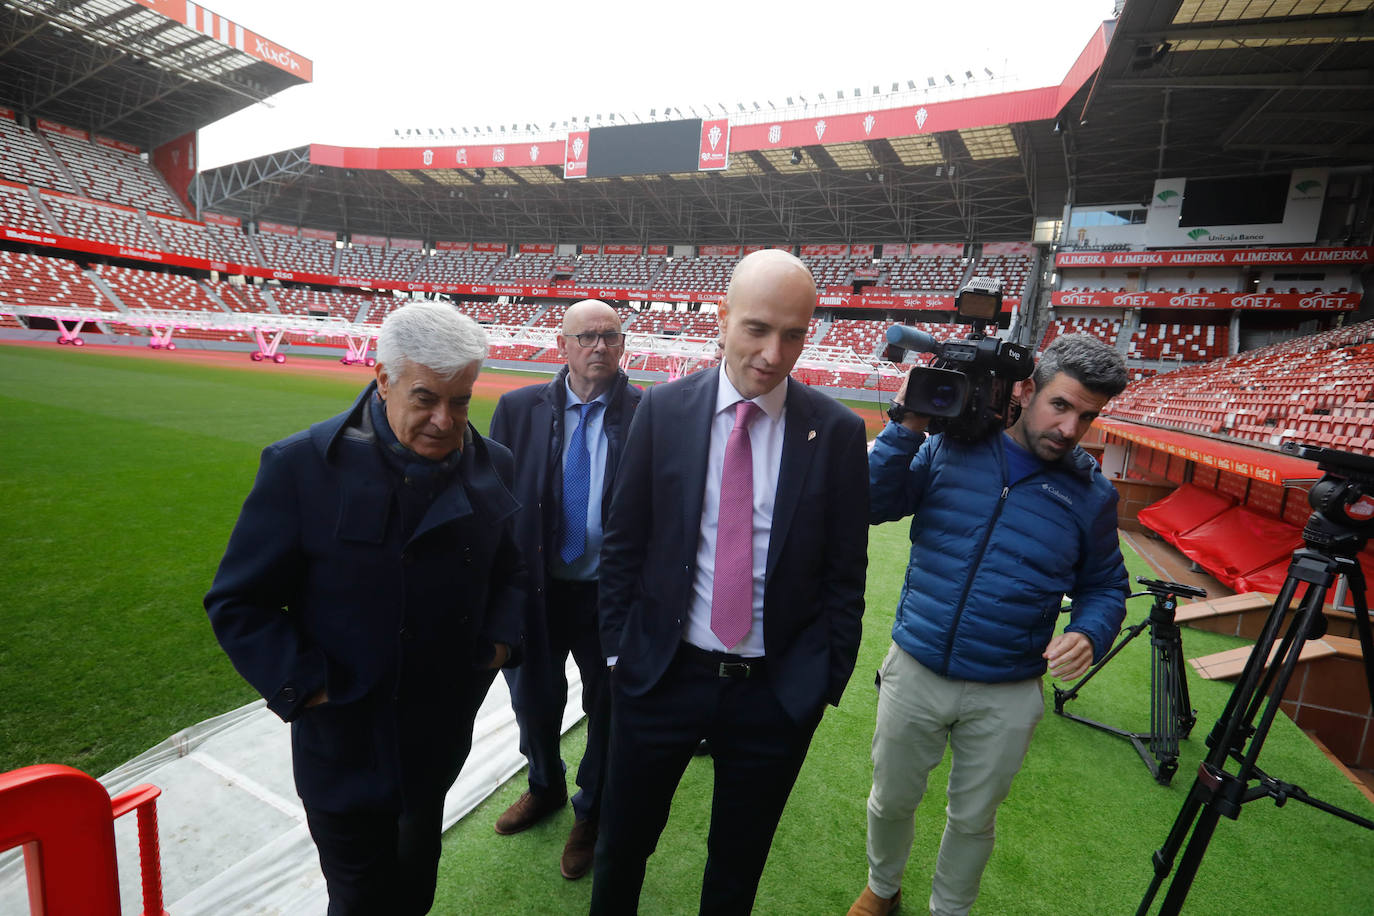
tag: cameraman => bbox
[847,333,1129,916]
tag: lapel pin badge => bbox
[808,429,817,441]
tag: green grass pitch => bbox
[1,342,1370,914]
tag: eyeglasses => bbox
[565,331,625,348]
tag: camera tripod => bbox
[1137,444,1374,916]
[1054,577,1207,785]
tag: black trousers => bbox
[304,799,444,916]
[505,577,612,822]
[589,646,822,915]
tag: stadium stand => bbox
[490,253,556,283]
[1039,316,1121,351]
[91,263,257,343]
[337,241,426,282]
[40,193,163,250]
[634,311,718,336]
[454,300,542,326]
[40,127,185,216]
[974,253,1034,298]
[412,249,502,284]
[270,287,369,322]
[0,182,58,234]
[802,255,874,289]
[0,115,79,194]
[1126,322,1229,362]
[885,255,966,292]
[253,229,339,275]
[572,253,666,287]
[205,280,273,316]
[1107,319,1374,455]
[205,219,263,266]
[0,249,109,312]
[825,318,890,358]
[148,215,226,262]
[653,255,739,293]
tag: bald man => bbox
[591,250,870,913]
[487,300,641,880]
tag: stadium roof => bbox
[0,0,309,151]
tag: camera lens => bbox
[930,383,958,410]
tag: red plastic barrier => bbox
[0,764,166,916]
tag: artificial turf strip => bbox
[2,343,1372,913]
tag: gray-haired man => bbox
[206,301,525,914]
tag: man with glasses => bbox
[487,299,641,880]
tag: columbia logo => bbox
[1041,483,1073,505]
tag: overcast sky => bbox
[197,0,1118,170]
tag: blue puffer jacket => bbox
[870,421,1128,683]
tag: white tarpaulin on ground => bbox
[0,665,582,915]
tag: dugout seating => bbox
[0,183,58,234]
[572,254,666,287]
[41,193,162,251]
[1136,483,1237,549]
[338,242,426,282]
[253,231,340,275]
[412,250,502,284]
[1039,316,1121,352]
[653,255,739,293]
[40,128,184,216]
[0,115,80,194]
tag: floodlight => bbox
[790,148,802,165]
[927,77,936,87]
[945,74,954,85]
[908,80,916,90]
[984,67,994,77]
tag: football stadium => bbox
[1,0,1373,913]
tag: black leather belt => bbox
[677,642,766,679]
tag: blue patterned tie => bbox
[560,401,601,563]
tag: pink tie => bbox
[712,400,761,649]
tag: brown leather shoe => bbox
[846,885,901,916]
[559,818,597,880]
[494,788,567,835]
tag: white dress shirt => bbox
[683,366,788,657]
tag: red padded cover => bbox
[1137,483,1236,546]
[1172,506,1304,584]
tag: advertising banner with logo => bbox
[152,131,197,211]
[258,221,297,236]
[0,109,13,121]
[519,243,556,254]
[581,244,602,254]
[1050,289,1358,311]
[1055,245,1373,268]
[647,244,669,256]
[603,244,641,255]
[1097,418,1314,486]
[390,238,423,250]
[301,228,336,242]
[911,243,964,257]
[203,212,240,227]
[882,243,910,258]
[474,242,507,253]
[850,244,875,258]
[698,119,730,171]
[801,244,850,257]
[351,234,387,247]
[96,136,140,155]
[435,241,470,251]
[132,0,313,80]
[1144,168,1326,248]
[564,131,590,179]
[699,245,742,257]
[983,242,1034,257]
[37,119,88,141]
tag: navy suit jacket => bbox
[488,367,641,660]
[205,383,525,812]
[599,370,869,723]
